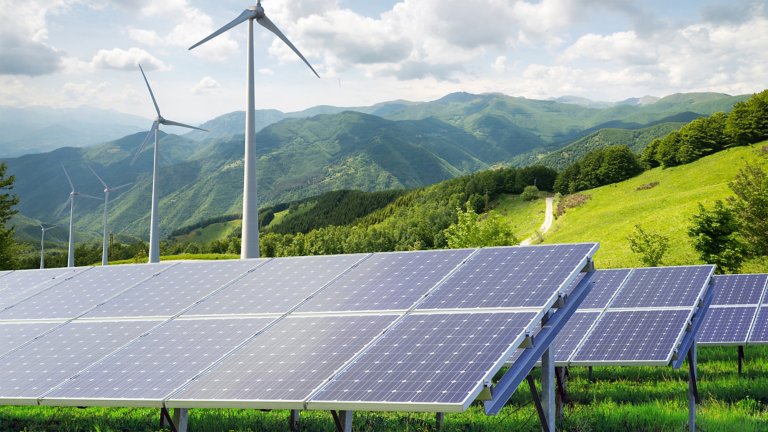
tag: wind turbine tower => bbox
[134,65,207,263]
[59,165,99,268]
[89,166,132,266]
[39,224,55,269]
[189,0,319,259]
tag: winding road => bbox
[520,197,554,245]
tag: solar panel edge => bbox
[306,400,467,413]
[664,265,715,364]
[746,275,768,343]
[39,396,166,408]
[166,399,306,410]
[0,266,95,312]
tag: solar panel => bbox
[571,309,691,365]
[84,260,263,318]
[297,250,472,313]
[0,322,61,357]
[696,306,756,345]
[184,254,366,316]
[308,312,538,411]
[168,314,397,409]
[710,274,768,305]
[0,320,159,403]
[748,308,768,343]
[578,269,631,310]
[418,244,597,310]
[609,266,714,308]
[42,317,274,406]
[0,267,88,311]
[0,264,174,320]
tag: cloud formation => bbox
[192,76,220,95]
[91,47,168,71]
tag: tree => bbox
[627,224,669,267]
[444,204,518,248]
[728,162,768,256]
[726,90,768,146]
[688,201,746,273]
[521,185,539,201]
[0,162,19,269]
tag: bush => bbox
[522,185,539,201]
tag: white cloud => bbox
[492,56,507,72]
[0,76,29,104]
[258,68,274,76]
[90,47,168,71]
[128,28,162,46]
[192,76,220,95]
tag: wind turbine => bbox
[58,165,99,268]
[89,165,132,266]
[189,0,319,259]
[39,224,56,269]
[134,64,207,264]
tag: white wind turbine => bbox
[58,165,99,268]
[39,223,56,269]
[89,165,132,266]
[134,64,207,264]
[189,0,319,259]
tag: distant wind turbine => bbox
[89,165,132,266]
[189,0,320,259]
[39,224,56,269]
[134,64,207,264]
[57,165,99,268]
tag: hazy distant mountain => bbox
[0,105,151,157]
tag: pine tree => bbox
[0,162,20,269]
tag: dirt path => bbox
[520,197,554,245]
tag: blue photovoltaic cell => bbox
[0,267,87,311]
[578,269,631,310]
[298,250,472,312]
[551,311,600,362]
[84,260,262,318]
[572,309,690,364]
[44,317,274,403]
[310,312,536,406]
[0,320,158,400]
[0,322,61,357]
[697,307,756,345]
[0,264,173,320]
[609,266,713,309]
[418,244,596,310]
[748,308,768,343]
[184,254,365,316]
[711,274,768,305]
[170,315,397,404]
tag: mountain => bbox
[184,110,286,142]
[0,105,150,157]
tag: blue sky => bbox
[1,0,766,123]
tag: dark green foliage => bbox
[726,89,768,146]
[0,162,19,269]
[650,113,732,167]
[627,224,670,267]
[521,185,539,201]
[444,205,517,248]
[514,165,557,192]
[170,214,242,238]
[688,201,746,273]
[554,145,644,194]
[727,162,768,256]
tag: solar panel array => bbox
[508,265,714,367]
[697,274,768,346]
[0,243,598,413]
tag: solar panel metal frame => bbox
[567,265,715,367]
[696,305,758,346]
[696,274,768,347]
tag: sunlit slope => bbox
[541,143,768,268]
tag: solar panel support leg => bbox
[541,344,556,432]
[588,366,593,382]
[688,343,698,431]
[555,366,567,420]
[172,408,188,432]
[339,410,353,432]
[738,345,744,375]
[526,375,550,432]
[436,412,444,431]
[290,409,300,432]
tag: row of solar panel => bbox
[696,274,768,346]
[508,265,715,367]
[0,245,595,321]
[0,244,597,412]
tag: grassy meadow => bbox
[2,345,767,431]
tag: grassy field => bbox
[493,193,547,242]
[2,346,767,431]
[172,220,240,244]
[539,143,768,270]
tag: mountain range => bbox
[4,91,749,244]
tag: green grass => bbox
[3,346,768,431]
[493,194,549,242]
[539,143,768,269]
[172,220,240,244]
[110,253,240,265]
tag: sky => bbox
[0,0,766,123]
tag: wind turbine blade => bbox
[61,165,74,191]
[88,165,108,189]
[131,121,159,165]
[111,182,133,192]
[55,196,72,217]
[78,193,102,200]
[258,14,320,78]
[189,9,255,50]
[139,64,162,117]
[162,119,208,131]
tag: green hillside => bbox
[540,142,768,269]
